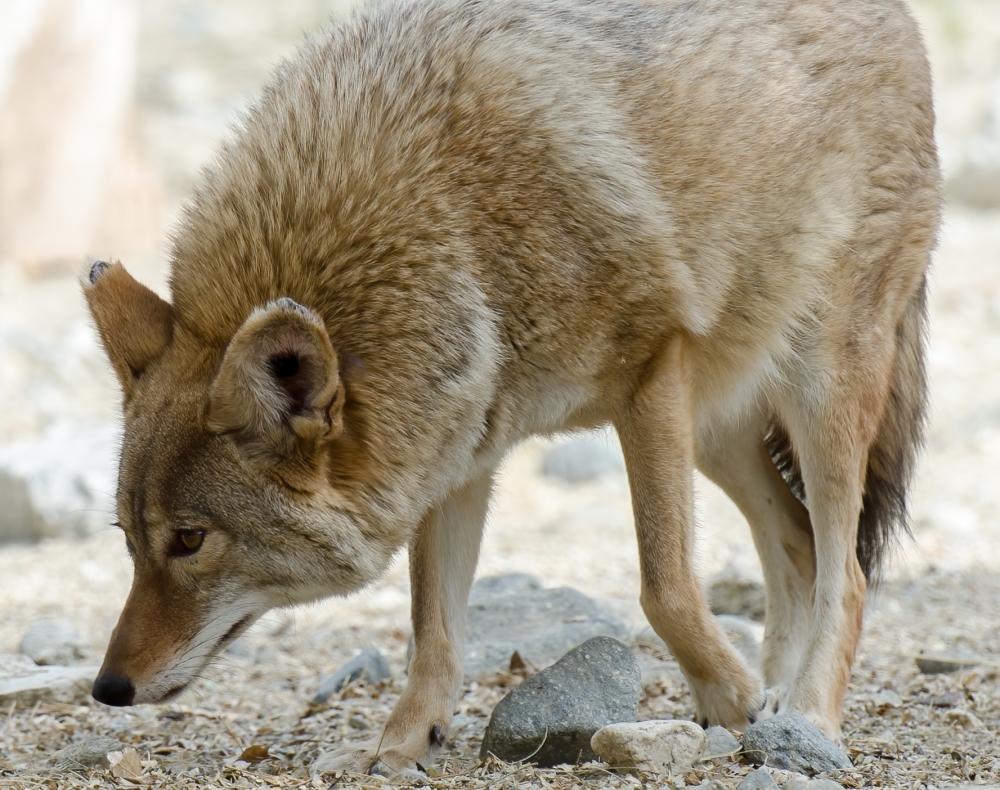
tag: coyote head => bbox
[82,260,393,706]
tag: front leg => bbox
[615,335,763,728]
[315,472,493,775]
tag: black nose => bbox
[92,674,136,706]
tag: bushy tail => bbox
[766,276,930,583]
[856,276,929,582]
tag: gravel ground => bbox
[1,0,999,787]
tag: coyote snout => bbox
[85,0,939,776]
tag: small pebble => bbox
[945,709,983,729]
[591,720,706,774]
[312,647,391,704]
[927,691,965,707]
[915,653,989,675]
[50,736,127,770]
[738,767,778,790]
[870,689,902,709]
[704,726,741,759]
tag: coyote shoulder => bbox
[84,0,939,774]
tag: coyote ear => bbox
[208,298,344,486]
[82,260,174,395]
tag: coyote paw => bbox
[754,687,785,722]
[752,690,843,743]
[691,677,765,731]
[313,740,427,778]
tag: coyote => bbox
[84,0,939,774]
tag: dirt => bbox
[1,0,999,787]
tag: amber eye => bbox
[170,529,205,556]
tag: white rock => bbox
[591,720,706,774]
[0,653,98,705]
[945,709,984,730]
[870,689,902,710]
[0,421,119,539]
[0,470,42,543]
[20,619,88,665]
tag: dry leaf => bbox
[107,747,144,782]
[237,743,271,764]
[509,651,526,673]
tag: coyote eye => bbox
[170,529,205,556]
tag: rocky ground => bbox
[1,0,1000,788]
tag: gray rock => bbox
[480,636,642,767]
[464,574,629,680]
[0,655,98,705]
[0,422,118,539]
[742,715,852,775]
[50,736,128,770]
[637,615,761,669]
[312,647,391,703]
[916,653,994,675]
[541,431,625,483]
[20,619,88,665]
[704,725,741,759]
[0,469,42,543]
[591,720,706,774]
[739,768,778,790]
[707,565,766,622]
[636,652,683,687]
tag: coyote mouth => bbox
[159,683,190,703]
[217,614,254,650]
[153,614,256,704]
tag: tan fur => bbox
[84,0,940,772]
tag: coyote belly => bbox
[84,0,939,773]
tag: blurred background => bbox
[0,0,999,657]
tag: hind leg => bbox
[695,416,815,701]
[772,362,892,739]
[615,335,762,727]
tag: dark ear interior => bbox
[207,298,344,485]
[82,260,174,394]
[269,351,316,413]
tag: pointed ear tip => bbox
[265,297,323,326]
[81,259,125,289]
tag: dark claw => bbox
[429,723,445,748]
